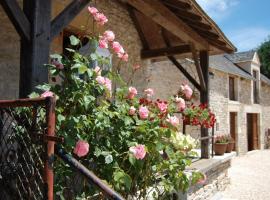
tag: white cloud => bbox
[226,27,270,51]
[196,0,239,20]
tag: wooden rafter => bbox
[174,10,203,21]
[126,0,209,50]
[0,0,30,41]
[190,43,206,92]
[127,7,150,50]
[163,0,192,10]
[50,0,91,40]
[141,45,191,59]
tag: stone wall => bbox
[261,83,270,148]
[0,6,20,99]
[177,159,231,200]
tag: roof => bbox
[125,0,236,57]
[261,74,270,86]
[209,55,254,80]
[225,50,256,63]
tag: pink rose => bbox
[139,106,149,120]
[104,77,112,92]
[133,64,140,70]
[96,76,106,85]
[129,144,146,160]
[94,66,102,76]
[52,59,64,69]
[129,106,136,115]
[118,52,128,62]
[94,12,108,26]
[166,115,180,127]
[181,84,193,99]
[99,39,108,49]
[156,101,168,113]
[103,30,115,42]
[88,6,99,15]
[144,88,154,98]
[112,41,124,54]
[128,87,137,99]
[197,174,207,185]
[41,91,54,98]
[175,96,186,111]
[73,140,89,157]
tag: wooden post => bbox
[20,0,51,98]
[200,50,210,158]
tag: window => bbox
[229,76,236,101]
[253,70,260,104]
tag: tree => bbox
[258,36,270,78]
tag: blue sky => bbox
[196,0,270,52]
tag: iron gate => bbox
[0,97,56,200]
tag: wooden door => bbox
[247,113,259,151]
[229,112,237,150]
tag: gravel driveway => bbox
[221,150,270,200]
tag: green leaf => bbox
[50,54,62,60]
[128,154,136,166]
[36,84,51,91]
[69,35,80,46]
[105,155,113,164]
[28,92,39,98]
[78,65,88,74]
[65,48,75,52]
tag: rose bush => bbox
[29,6,213,199]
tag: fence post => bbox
[45,97,56,200]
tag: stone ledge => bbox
[189,152,236,173]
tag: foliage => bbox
[258,36,270,78]
[29,6,212,199]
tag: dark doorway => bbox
[247,113,259,151]
[229,112,237,151]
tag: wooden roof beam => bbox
[141,44,191,59]
[162,0,192,10]
[126,0,209,51]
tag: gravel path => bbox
[221,150,270,200]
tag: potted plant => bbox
[225,135,235,153]
[214,134,228,155]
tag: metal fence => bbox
[0,97,56,200]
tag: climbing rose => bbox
[103,30,115,42]
[118,52,128,62]
[129,106,136,115]
[166,115,180,127]
[129,144,146,160]
[181,84,193,99]
[197,174,207,185]
[41,91,54,98]
[88,6,98,15]
[156,101,168,113]
[96,76,106,85]
[112,41,124,54]
[133,64,140,70]
[139,106,149,119]
[73,140,89,157]
[128,87,137,99]
[94,12,108,26]
[52,59,64,69]
[94,66,102,76]
[175,96,186,111]
[99,39,108,49]
[144,88,154,98]
[104,78,112,92]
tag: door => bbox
[247,113,259,151]
[229,112,237,150]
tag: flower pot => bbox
[214,143,228,155]
[226,142,234,153]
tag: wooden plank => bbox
[50,0,90,40]
[127,7,149,49]
[0,0,30,41]
[141,45,191,59]
[190,43,206,91]
[174,10,203,21]
[126,0,209,50]
[200,50,210,159]
[168,56,201,91]
[20,0,51,98]
[163,0,192,10]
